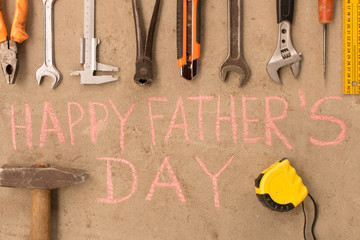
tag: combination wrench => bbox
[220,0,250,87]
[36,0,62,89]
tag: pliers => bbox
[0,0,28,84]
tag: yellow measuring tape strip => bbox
[343,0,360,94]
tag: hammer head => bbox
[0,163,87,190]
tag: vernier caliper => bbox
[71,0,119,84]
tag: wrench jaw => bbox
[290,60,301,78]
[220,58,251,87]
[267,53,302,84]
[267,21,302,84]
[36,64,62,89]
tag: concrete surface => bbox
[0,0,359,239]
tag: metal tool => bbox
[132,0,161,85]
[343,0,360,94]
[318,0,334,85]
[267,0,302,84]
[0,163,87,240]
[36,0,62,89]
[177,0,202,80]
[71,0,119,84]
[220,0,250,87]
[0,0,28,84]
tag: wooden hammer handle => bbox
[30,189,51,240]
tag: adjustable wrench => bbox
[71,0,118,84]
[220,0,250,87]
[36,0,62,89]
[267,0,302,84]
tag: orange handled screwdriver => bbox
[318,0,334,85]
[177,0,202,80]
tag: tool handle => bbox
[193,0,201,60]
[10,0,29,43]
[30,189,51,240]
[0,1,8,42]
[318,0,334,23]
[177,0,202,67]
[177,0,186,67]
[277,0,294,23]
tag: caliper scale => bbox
[72,0,119,84]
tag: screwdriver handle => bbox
[318,0,334,23]
[277,0,294,23]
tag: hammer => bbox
[0,163,87,240]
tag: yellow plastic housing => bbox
[255,159,308,208]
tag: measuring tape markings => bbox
[343,0,360,94]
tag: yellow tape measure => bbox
[255,159,308,212]
[343,0,360,94]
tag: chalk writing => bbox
[187,95,214,140]
[10,90,348,151]
[265,97,294,150]
[68,102,85,146]
[298,89,307,109]
[11,104,32,150]
[40,102,65,148]
[146,156,186,203]
[242,96,263,143]
[148,97,167,146]
[216,95,238,143]
[195,154,236,210]
[108,99,135,153]
[165,97,190,143]
[89,102,109,143]
[97,157,138,204]
[310,97,346,146]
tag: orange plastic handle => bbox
[318,0,334,23]
[192,0,200,60]
[177,0,187,67]
[177,0,201,67]
[10,0,29,43]
[0,1,8,42]
[0,0,28,43]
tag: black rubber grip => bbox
[177,0,183,60]
[196,0,202,44]
[256,194,295,212]
[276,0,294,23]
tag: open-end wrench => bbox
[267,0,302,84]
[132,0,161,85]
[36,0,62,89]
[220,0,250,87]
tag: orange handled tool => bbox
[177,0,202,80]
[318,0,334,85]
[0,0,28,84]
